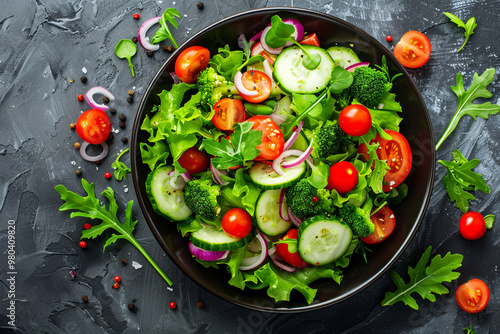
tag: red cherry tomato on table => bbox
[177,147,209,175]
[459,211,486,240]
[221,208,252,239]
[394,31,431,68]
[339,104,372,137]
[326,161,358,194]
[246,116,284,161]
[76,109,111,145]
[175,46,210,83]
[275,229,309,268]
[360,205,396,244]
[456,279,490,313]
[239,70,272,103]
[211,98,246,131]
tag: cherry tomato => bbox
[177,147,209,175]
[211,98,246,131]
[339,104,372,137]
[246,116,285,160]
[275,229,309,268]
[456,279,490,313]
[459,211,486,240]
[326,161,358,194]
[239,70,272,103]
[394,31,431,68]
[221,208,252,239]
[174,46,210,83]
[360,205,396,244]
[299,33,320,47]
[76,109,111,145]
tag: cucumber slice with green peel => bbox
[190,225,257,251]
[248,160,306,190]
[255,190,292,236]
[298,214,353,265]
[273,45,335,94]
[326,46,361,69]
[146,165,193,222]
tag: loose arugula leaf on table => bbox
[438,148,490,213]
[112,149,131,181]
[55,179,172,285]
[382,246,463,310]
[151,8,181,47]
[463,325,477,334]
[435,68,500,150]
[115,39,137,77]
[444,12,477,52]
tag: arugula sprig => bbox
[436,68,500,150]
[55,179,172,285]
[438,148,490,213]
[375,55,403,83]
[444,12,477,52]
[112,148,131,181]
[463,325,477,334]
[151,8,181,48]
[382,246,463,310]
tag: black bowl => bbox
[131,7,435,312]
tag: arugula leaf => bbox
[444,12,477,52]
[375,55,403,83]
[307,162,330,189]
[438,148,490,212]
[382,246,463,310]
[203,121,262,169]
[151,8,181,47]
[55,179,172,285]
[436,68,500,150]
[111,149,131,181]
[358,137,390,194]
[463,325,477,334]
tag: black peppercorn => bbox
[119,122,125,129]
[102,96,110,104]
[197,1,204,9]
[70,123,76,130]
[121,258,127,265]
[82,295,89,303]
[109,107,117,115]
[128,303,136,311]
[146,50,153,57]
[95,160,101,165]
[121,137,128,144]
[127,96,134,103]
[75,169,82,176]
[167,45,175,52]
[132,36,138,43]
[80,76,88,83]
[118,113,126,121]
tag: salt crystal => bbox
[82,67,87,74]
[132,261,143,269]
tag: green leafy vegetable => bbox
[307,162,330,189]
[151,8,181,47]
[444,12,477,52]
[438,148,490,213]
[463,325,477,334]
[375,55,403,83]
[114,39,137,77]
[382,245,463,310]
[435,68,500,150]
[112,149,131,181]
[55,179,172,285]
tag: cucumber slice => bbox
[273,45,335,94]
[298,215,352,265]
[190,225,257,251]
[146,165,193,222]
[326,46,361,69]
[248,160,306,190]
[255,190,292,236]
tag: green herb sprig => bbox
[151,8,181,47]
[444,12,477,52]
[112,148,131,181]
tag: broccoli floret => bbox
[349,67,392,108]
[183,179,221,221]
[311,120,350,161]
[196,67,239,107]
[285,179,334,219]
[338,203,374,238]
[331,89,351,111]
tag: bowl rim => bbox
[131,6,436,312]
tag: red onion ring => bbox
[188,242,229,261]
[210,160,229,185]
[234,71,258,96]
[279,189,290,222]
[281,139,314,168]
[268,112,286,126]
[137,17,161,51]
[80,141,109,162]
[270,252,296,273]
[168,170,191,190]
[287,206,302,227]
[282,18,305,47]
[260,27,284,55]
[283,120,304,151]
[272,149,307,176]
[84,86,115,111]
[345,62,370,72]
[249,30,264,42]
[239,233,268,271]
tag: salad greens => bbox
[112,148,131,181]
[444,12,477,52]
[151,8,181,47]
[114,39,137,77]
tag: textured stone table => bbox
[1,0,499,333]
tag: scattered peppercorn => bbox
[118,113,127,121]
[133,13,140,20]
[197,301,205,309]
[386,35,393,42]
[79,240,87,249]
[82,295,89,303]
[84,223,92,230]
[104,172,112,179]
[128,90,134,96]
[108,133,114,140]
[169,302,177,310]
[121,258,127,266]
[119,122,126,129]
[132,36,138,43]
[127,96,134,103]
[95,160,101,165]
[77,94,84,102]
[74,142,81,149]
[167,45,175,52]
[75,169,82,176]
[114,276,121,283]
[146,50,153,57]
[197,1,204,10]
[113,283,120,289]
[109,107,117,115]
[102,96,110,104]
[70,123,76,130]
[121,137,128,144]
[81,76,88,83]
[128,303,136,311]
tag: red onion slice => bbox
[281,139,314,169]
[345,62,370,72]
[210,160,229,185]
[282,19,305,47]
[270,253,296,273]
[188,242,229,261]
[84,86,115,111]
[239,233,268,271]
[137,17,161,51]
[283,120,304,151]
[80,141,109,162]
[249,30,264,42]
[168,170,191,190]
[234,71,258,96]
[268,112,286,126]
[260,26,284,55]
[287,206,304,227]
[279,189,290,222]
[271,149,305,176]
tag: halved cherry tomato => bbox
[239,70,272,103]
[459,211,486,240]
[246,115,284,160]
[177,147,209,175]
[275,229,309,268]
[221,208,252,239]
[394,31,431,68]
[76,109,111,145]
[456,279,490,313]
[360,205,396,244]
[326,161,358,194]
[212,98,246,131]
[299,33,320,47]
[339,104,372,137]
[175,46,210,83]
